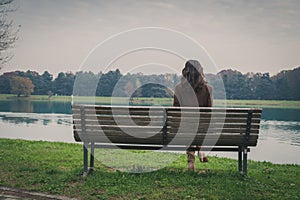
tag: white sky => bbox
[1,0,300,76]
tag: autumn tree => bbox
[10,76,34,97]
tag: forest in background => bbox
[0,67,299,100]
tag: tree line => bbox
[0,67,299,100]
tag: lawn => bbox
[0,139,299,199]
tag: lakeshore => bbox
[1,94,300,109]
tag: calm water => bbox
[0,100,299,164]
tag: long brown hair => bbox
[182,60,206,90]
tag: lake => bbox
[0,100,299,164]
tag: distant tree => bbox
[0,0,19,67]
[253,73,276,100]
[73,71,99,96]
[96,69,122,96]
[10,76,34,97]
[206,73,226,99]
[272,67,300,100]
[132,83,171,98]
[272,70,291,100]
[0,72,11,93]
[53,72,75,95]
[219,69,252,99]
[41,71,53,94]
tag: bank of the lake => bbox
[0,139,299,200]
[1,94,300,108]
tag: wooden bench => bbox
[72,105,262,175]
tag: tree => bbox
[96,69,122,96]
[0,0,18,67]
[253,73,276,100]
[218,69,252,99]
[53,72,75,95]
[10,76,34,97]
[41,71,53,94]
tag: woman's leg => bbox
[198,151,208,162]
[187,151,195,171]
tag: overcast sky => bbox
[1,0,300,76]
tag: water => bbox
[0,100,299,164]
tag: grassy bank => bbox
[0,139,299,199]
[1,94,300,108]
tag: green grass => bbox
[0,94,300,108]
[0,139,299,199]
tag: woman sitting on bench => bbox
[173,60,213,171]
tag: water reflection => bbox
[0,100,72,114]
[0,112,71,125]
[260,120,300,146]
[262,108,300,121]
[0,114,39,124]
[0,112,73,143]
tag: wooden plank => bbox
[73,110,164,116]
[73,125,261,136]
[167,117,261,124]
[168,127,259,134]
[167,122,260,130]
[167,112,261,118]
[72,104,165,111]
[74,125,163,132]
[72,105,262,114]
[85,144,250,152]
[73,133,258,146]
[73,119,163,126]
[73,129,163,137]
[167,107,262,113]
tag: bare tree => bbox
[0,0,18,67]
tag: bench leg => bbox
[89,142,95,172]
[83,143,88,177]
[243,148,248,175]
[238,146,242,173]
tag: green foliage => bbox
[0,67,300,100]
[0,139,299,199]
[53,72,75,96]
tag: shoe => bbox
[198,151,209,162]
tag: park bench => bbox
[72,105,262,175]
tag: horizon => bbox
[2,65,299,78]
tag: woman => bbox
[173,60,213,171]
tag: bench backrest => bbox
[72,105,262,147]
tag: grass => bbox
[0,138,299,199]
[0,94,300,108]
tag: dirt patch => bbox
[0,187,78,200]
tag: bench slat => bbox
[73,131,258,146]
[74,122,260,130]
[73,125,259,134]
[167,122,260,129]
[72,105,262,113]
[167,107,262,113]
[72,109,164,116]
[73,116,261,123]
[168,128,259,134]
[167,112,261,118]
[73,119,163,126]
[167,117,261,124]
